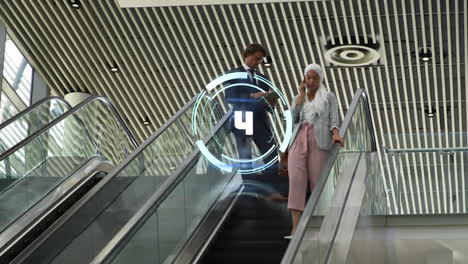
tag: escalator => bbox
[74,89,376,264]
[0,95,138,263]
[8,94,222,264]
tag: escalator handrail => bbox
[91,108,233,264]
[0,96,138,162]
[0,96,71,131]
[281,89,377,264]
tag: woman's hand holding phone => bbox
[296,80,307,107]
[299,80,306,95]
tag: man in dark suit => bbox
[224,43,287,199]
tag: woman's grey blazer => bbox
[288,92,340,150]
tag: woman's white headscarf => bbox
[303,64,328,114]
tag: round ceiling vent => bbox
[324,44,380,66]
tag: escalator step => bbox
[211,240,290,250]
[229,208,288,220]
[219,220,290,240]
[200,196,291,264]
[222,218,291,230]
[202,247,287,264]
[234,197,287,210]
[218,229,289,241]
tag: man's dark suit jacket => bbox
[223,67,272,135]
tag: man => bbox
[224,43,287,199]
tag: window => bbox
[0,92,19,123]
[3,34,33,106]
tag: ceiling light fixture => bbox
[70,0,80,9]
[424,105,436,118]
[263,55,272,68]
[420,48,432,62]
[141,115,151,126]
[108,61,119,72]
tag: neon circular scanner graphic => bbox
[192,71,293,175]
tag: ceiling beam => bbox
[117,0,325,8]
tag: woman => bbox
[286,64,344,237]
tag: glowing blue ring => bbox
[193,72,293,174]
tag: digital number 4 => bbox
[234,111,253,136]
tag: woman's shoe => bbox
[284,235,293,240]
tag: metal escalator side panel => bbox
[315,153,363,260]
[0,156,114,263]
[325,153,377,264]
[173,184,243,264]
